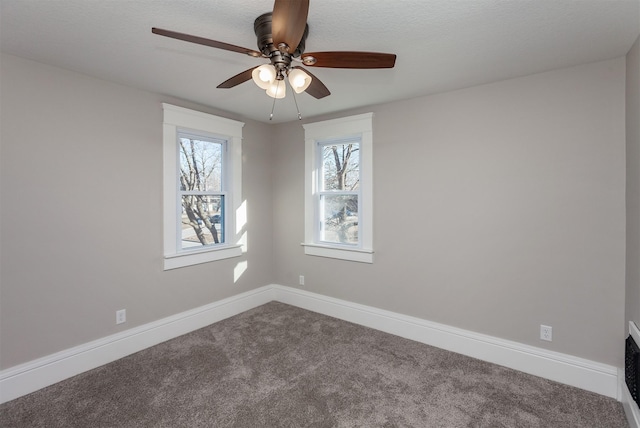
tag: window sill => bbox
[164,245,242,270]
[302,243,374,263]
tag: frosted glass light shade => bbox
[266,81,286,99]
[288,68,312,94]
[252,64,276,90]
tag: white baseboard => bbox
[0,283,623,405]
[0,285,274,404]
[270,284,620,399]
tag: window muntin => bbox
[317,139,361,246]
[177,133,226,251]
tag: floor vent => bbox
[626,334,640,407]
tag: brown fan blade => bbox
[152,28,262,57]
[217,66,259,89]
[301,51,396,69]
[292,66,330,99]
[271,0,309,53]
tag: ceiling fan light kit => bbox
[251,64,311,98]
[287,68,312,94]
[251,64,277,90]
[266,80,286,99]
[152,0,396,118]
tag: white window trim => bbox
[162,103,243,270]
[302,113,374,263]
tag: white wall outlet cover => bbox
[116,309,126,325]
[540,325,552,341]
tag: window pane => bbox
[180,195,224,249]
[320,195,358,244]
[179,137,223,192]
[321,142,360,191]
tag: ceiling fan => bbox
[152,0,396,107]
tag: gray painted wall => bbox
[627,36,640,331]
[0,54,274,368]
[0,52,630,371]
[272,58,627,367]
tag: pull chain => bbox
[268,78,303,121]
[269,80,281,121]
[291,88,302,120]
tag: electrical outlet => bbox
[540,325,552,341]
[116,309,126,325]
[299,275,305,286]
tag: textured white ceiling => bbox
[1,0,639,123]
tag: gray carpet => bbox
[0,302,629,427]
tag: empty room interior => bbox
[1,0,640,426]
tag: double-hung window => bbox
[303,113,374,263]
[317,138,361,245]
[162,104,243,270]
[177,131,226,249]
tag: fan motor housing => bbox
[254,12,308,57]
